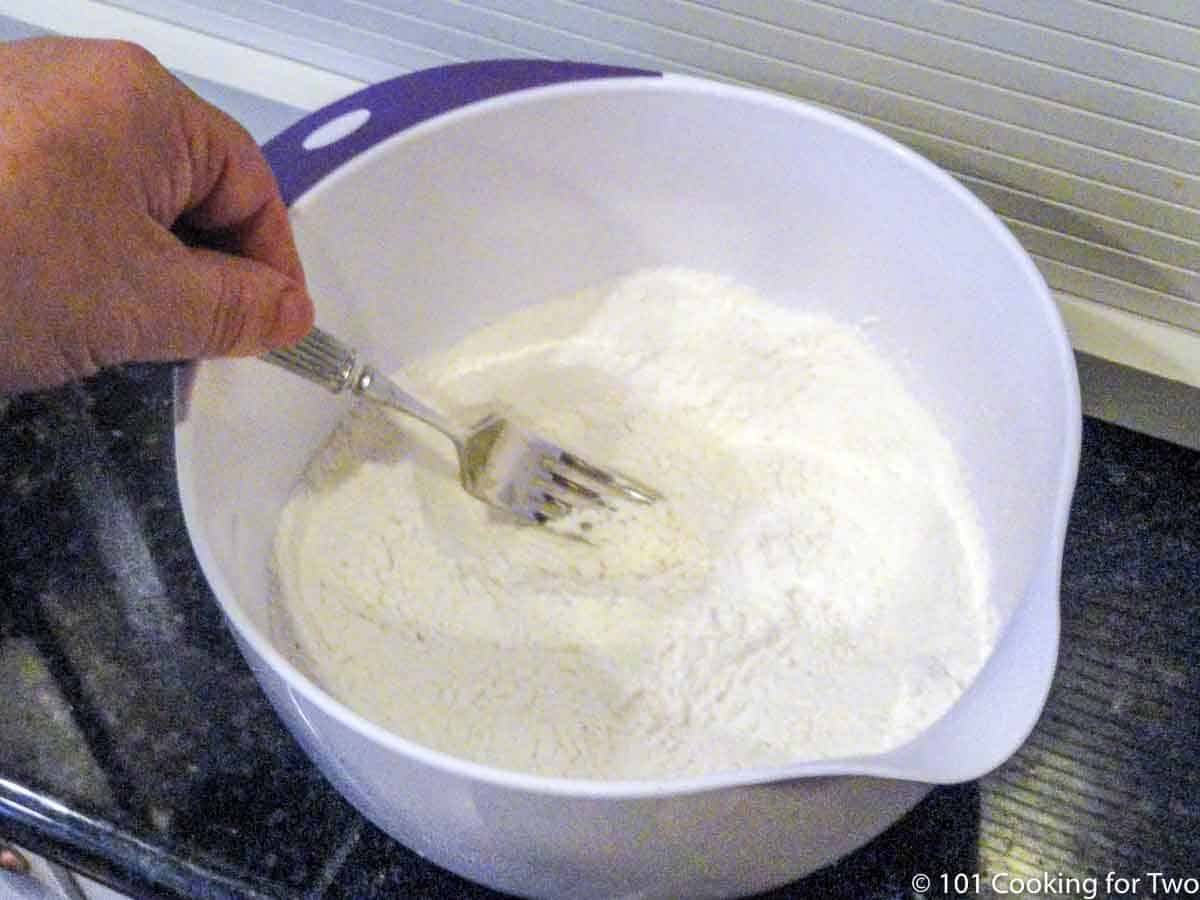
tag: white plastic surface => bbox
[174,74,1081,897]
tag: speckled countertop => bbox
[1,360,1197,898]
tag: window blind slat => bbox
[695,0,1200,103]
[1094,1,1200,30]
[951,0,1200,67]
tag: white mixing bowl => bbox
[175,61,1081,899]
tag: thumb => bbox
[165,246,315,358]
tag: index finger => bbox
[173,85,307,287]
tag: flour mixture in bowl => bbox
[271,268,996,780]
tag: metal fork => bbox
[264,327,661,525]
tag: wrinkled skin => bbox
[0,37,314,394]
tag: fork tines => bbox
[535,450,662,522]
[558,452,662,505]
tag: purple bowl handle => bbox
[264,59,660,207]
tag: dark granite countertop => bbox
[1,361,1197,899]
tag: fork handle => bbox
[263,327,468,447]
[263,326,362,394]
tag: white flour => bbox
[272,268,995,779]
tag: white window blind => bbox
[108,0,1200,332]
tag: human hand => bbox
[0,37,314,394]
